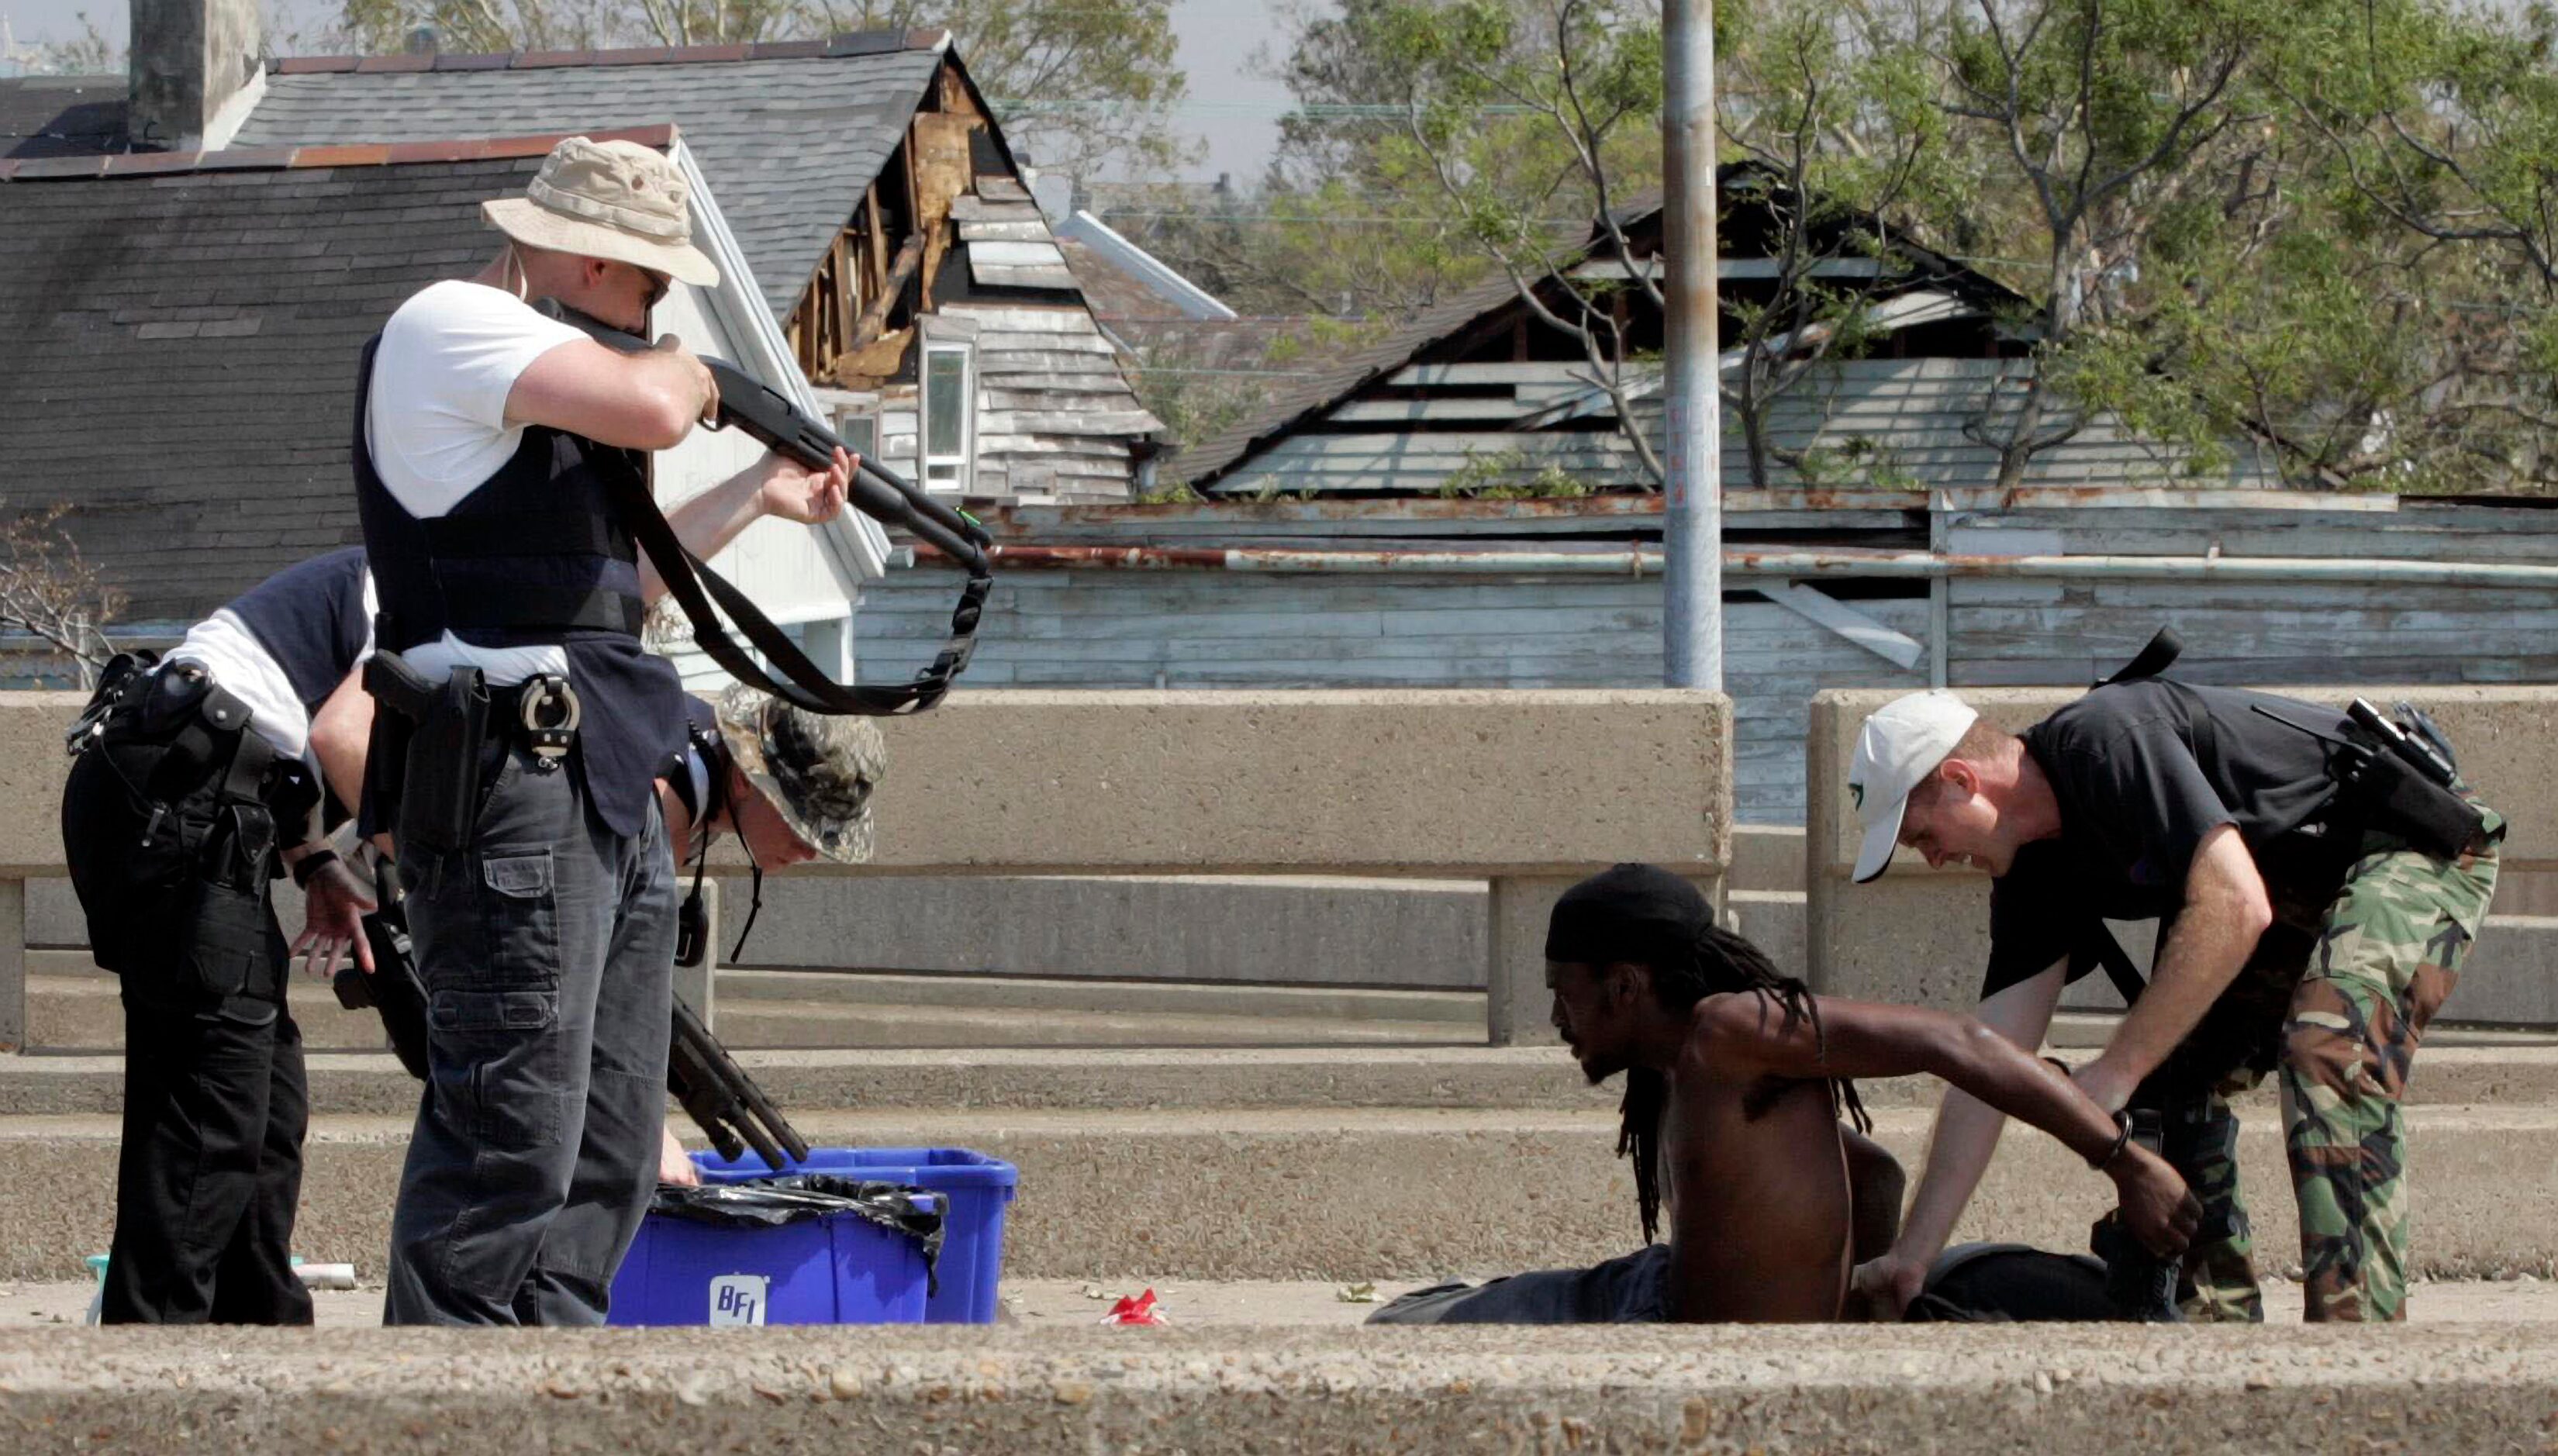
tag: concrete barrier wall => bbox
[1807,685,2558,1019]
[852,689,1730,877]
[12,1325,2558,1455]
[26,828,1810,992]
[0,688,1733,1046]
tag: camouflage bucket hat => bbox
[714,685,886,864]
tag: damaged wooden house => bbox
[1175,164,2286,498]
[0,0,1166,505]
[854,168,2551,825]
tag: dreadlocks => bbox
[1546,864,1870,1247]
[1614,922,1871,1244]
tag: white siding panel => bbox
[650,286,851,624]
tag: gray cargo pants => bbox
[384,739,676,1326]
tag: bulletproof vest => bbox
[223,545,372,718]
[350,334,685,837]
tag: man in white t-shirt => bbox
[357,136,852,1327]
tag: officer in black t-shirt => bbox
[1837,675,2501,1325]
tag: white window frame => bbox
[834,406,879,463]
[920,340,975,495]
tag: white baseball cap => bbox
[1848,691,1980,883]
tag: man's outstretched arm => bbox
[1693,988,2199,1256]
[640,447,853,606]
[1850,964,2066,1315]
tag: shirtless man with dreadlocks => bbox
[1373,864,2199,1324]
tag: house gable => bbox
[1180,170,2292,497]
[231,32,1162,502]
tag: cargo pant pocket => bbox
[429,845,561,991]
[187,879,268,1002]
[430,988,564,1151]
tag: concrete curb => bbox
[11,1043,2558,1115]
[2,1326,2555,1454]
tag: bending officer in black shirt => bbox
[1839,675,2500,1323]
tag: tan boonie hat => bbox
[482,136,719,288]
[716,685,886,865]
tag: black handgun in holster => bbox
[2090,1108,2184,1322]
[669,995,811,1172]
[2252,697,2485,860]
[363,650,488,858]
[334,860,432,1079]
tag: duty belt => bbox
[366,651,582,772]
[70,658,285,844]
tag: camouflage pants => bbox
[2160,808,2501,1323]
[2163,1092,2262,1322]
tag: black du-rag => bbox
[1545,863,1709,970]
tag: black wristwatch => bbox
[289,847,340,888]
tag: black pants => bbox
[102,954,313,1326]
[63,709,313,1328]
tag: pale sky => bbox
[2,0,1300,182]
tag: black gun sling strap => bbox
[2073,626,2223,1007]
[599,468,989,717]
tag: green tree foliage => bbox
[1148,0,2556,493]
[2264,0,2558,488]
[330,0,1190,178]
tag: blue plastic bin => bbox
[606,1192,936,1327]
[695,1147,1017,1324]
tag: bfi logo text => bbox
[709,1273,770,1327]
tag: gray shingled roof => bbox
[0,151,549,623]
[0,74,127,158]
[232,43,944,319]
[1173,176,2045,490]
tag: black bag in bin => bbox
[650,1176,944,1292]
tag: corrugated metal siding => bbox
[858,568,1929,822]
[856,494,2558,826]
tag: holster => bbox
[364,650,488,858]
[2331,737,2485,861]
[63,664,283,1009]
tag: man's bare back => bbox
[1593,966,2197,1326]
[1662,1072,1862,1320]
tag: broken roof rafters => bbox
[1177,165,2034,490]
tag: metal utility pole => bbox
[1659,0,1722,689]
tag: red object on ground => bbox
[1101,1289,1165,1326]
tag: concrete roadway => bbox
[5,1276,2556,1329]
